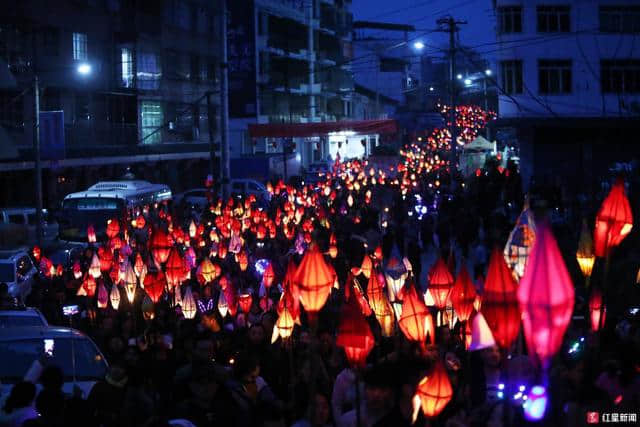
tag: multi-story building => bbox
[228,0,354,169]
[492,0,640,192]
[0,0,221,207]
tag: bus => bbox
[58,181,171,242]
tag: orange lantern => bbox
[576,220,595,279]
[238,292,253,314]
[450,266,476,322]
[416,361,453,418]
[98,246,113,272]
[134,215,146,229]
[398,283,434,344]
[293,246,335,315]
[336,294,375,368]
[134,253,145,277]
[589,287,606,332]
[199,258,216,284]
[263,262,275,288]
[106,218,120,239]
[271,307,295,342]
[360,255,372,279]
[236,251,249,272]
[482,249,520,350]
[165,248,186,289]
[427,258,454,310]
[143,272,165,303]
[594,178,633,257]
[150,229,171,264]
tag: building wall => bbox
[495,0,640,118]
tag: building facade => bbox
[492,0,640,192]
[0,0,222,207]
[228,0,354,170]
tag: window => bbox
[72,32,87,61]
[497,6,522,34]
[141,101,163,144]
[500,60,523,94]
[8,214,24,224]
[137,52,161,90]
[601,60,640,93]
[537,6,570,32]
[539,60,572,94]
[600,6,640,33]
[120,47,134,88]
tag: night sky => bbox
[351,0,496,55]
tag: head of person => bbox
[363,365,395,413]
[248,323,266,347]
[312,392,331,427]
[481,345,501,369]
[3,381,36,413]
[233,353,260,386]
[192,335,215,364]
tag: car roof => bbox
[0,326,85,341]
[0,250,28,261]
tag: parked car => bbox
[0,306,48,328]
[0,249,37,302]
[229,179,271,201]
[0,326,108,399]
[0,208,58,243]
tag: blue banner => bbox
[39,110,65,161]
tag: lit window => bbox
[121,48,133,88]
[141,102,163,144]
[73,32,87,61]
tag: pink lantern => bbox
[518,222,575,370]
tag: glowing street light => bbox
[456,74,463,80]
[464,78,472,86]
[413,41,425,50]
[485,69,492,76]
[77,63,92,75]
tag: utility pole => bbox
[206,91,216,181]
[437,16,466,170]
[33,75,43,246]
[220,0,230,199]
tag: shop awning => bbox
[248,119,397,138]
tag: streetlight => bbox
[413,41,425,50]
[456,74,462,80]
[429,86,434,92]
[77,63,92,75]
[485,69,492,76]
[464,78,472,86]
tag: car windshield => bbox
[0,264,15,283]
[0,315,46,328]
[59,198,124,241]
[0,338,107,383]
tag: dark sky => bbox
[351,0,496,56]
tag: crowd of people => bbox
[1,151,639,427]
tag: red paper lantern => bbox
[450,266,476,322]
[87,225,96,243]
[165,248,186,289]
[398,283,434,344]
[518,222,575,369]
[293,246,335,314]
[416,360,453,418]
[98,246,113,272]
[238,293,253,314]
[589,287,606,332]
[481,249,520,350]
[427,258,454,310]
[594,178,633,257]
[236,251,249,272]
[106,218,120,239]
[143,272,166,303]
[32,246,41,261]
[151,229,171,264]
[336,294,375,368]
[263,263,275,288]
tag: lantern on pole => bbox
[594,178,633,257]
[87,225,97,243]
[110,284,121,310]
[518,222,575,370]
[106,218,120,239]
[218,292,229,318]
[199,258,216,284]
[271,307,295,343]
[182,287,197,319]
[165,248,186,290]
[450,266,476,322]
[143,272,165,303]
[482,249,520,350]
[263,262,275,288]
[124,263,137,305]
[427,258,454,310]
[416,361,453,418]
[97,282,108,309]
[151,229,171,265]
[398,283,434,345]
[503,203,536,280]
[589,287,606,332]
[576,220,596,279]
[336,294,375,368]
[238,292,253,314]
[89,254,101,279]
[293,246,335,317]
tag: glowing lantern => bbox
[32,246,41,261]
[518,222,575,369]
[293,246,335,315]
[182,287,197,319]
[272,307,295,343]
[328,245,338,259]
[398,284,434,344]
[110,284,121,310]
[89,254,101,279]
[360,255,372,279]
[594,179,633,257]
[87,225,96,243]
[124,263,137,304]
[134,253,145,277]
[218,292,229,318]
[503,204,536,280]
[165,248,186,289]
[143,272,165,303]
[151,229,171,264]
[238,292,253,314]
[73,261,82,280]
[427,258,454,310]
[482,249,520,350]
[576,220,596,278]
[188,220,196,238]
[106,218,120,239]
[199,258,216,283]
[416,361,453,418]
[96,282,109,309]
[450,266,476,322]
[468,312,495,351]
[589,287,606,332]
[263,263,275,288]
[81,275,97,297]
[336,294,375,368]
[98,247,113,272]
[236,251,249,272]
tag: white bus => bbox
[58,181,171,242]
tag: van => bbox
[0,208,58,244]
[0,249,37,302]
